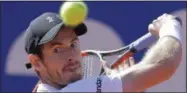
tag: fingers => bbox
[103,57,136,75]
[118,61,128,71]
[129,57,135,66]
[122,60,130,69]
[117,57,136,72]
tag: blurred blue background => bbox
[1,1,186,92]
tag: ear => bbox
[28,54,43,71]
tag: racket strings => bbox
[81,53,133,79]
[82,55,101,79]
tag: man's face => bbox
[40,27,82,85]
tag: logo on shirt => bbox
[96,76,102,93]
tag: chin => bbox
[68,74,82,84]
[70,69,83,82]
[61,67,83,84]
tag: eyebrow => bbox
[71,37,79,42]
[50,37,78,46]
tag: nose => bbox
[67,57,78,65]
[68,58,72,62]
[67,49,77,62]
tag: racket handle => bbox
[131,33,157,51]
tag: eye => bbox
[53,47,61,53]
[70,42,77,48]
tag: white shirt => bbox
[37,76,123,92]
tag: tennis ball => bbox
[59,1,88,26]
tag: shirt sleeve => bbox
[60,76,123,92]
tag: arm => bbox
[118,14,183,92]
[121,36,182,92]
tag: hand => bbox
[148,13,179,38]
[103,57,136,75]
[117,57,135,71]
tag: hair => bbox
[34,45,44,60]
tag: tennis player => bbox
[24,12,182,92]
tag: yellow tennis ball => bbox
[60,1,88,26]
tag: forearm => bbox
[141,36,182,66]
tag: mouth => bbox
[63,61,81,72]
